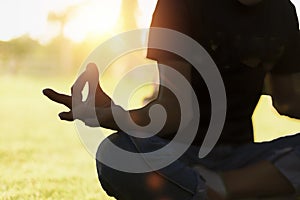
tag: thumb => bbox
[59,111,74,121]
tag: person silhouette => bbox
[44,0,300,199]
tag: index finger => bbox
[43,88,72,109]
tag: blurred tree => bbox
[47,5,81,39]
[47,5,81,73]
[118,0,139,31]
[0,35,39,74]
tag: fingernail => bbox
[87,63,96,69]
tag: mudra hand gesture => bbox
[43,63,112,127]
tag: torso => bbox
[188,0,294,145]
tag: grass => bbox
[0,75,115,200]
[0,74,299,200]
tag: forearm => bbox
[97,99,181,137]
[97,60,193,136]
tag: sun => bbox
[63,0,122,42]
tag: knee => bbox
[95,133,128,198]
[98,132,136,154]
[96,132,141,196]
[96,132,134,175]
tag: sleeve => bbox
[147,0,192,62]
[270,1,300,74]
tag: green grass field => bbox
[0,74,299,200]
[0,75,115,200]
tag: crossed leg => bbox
[96,132,300,199]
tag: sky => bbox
[0,0,157,43]
[0,0,86,42]
[0,0,299,43]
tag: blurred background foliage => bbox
[0,0,156,76]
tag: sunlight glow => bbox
[64,0,122,42]
[136,0,157,28]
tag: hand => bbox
[43,63,112,125]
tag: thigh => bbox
[96,132,207,200]
[198,133,300,171]
[233,133,300,168]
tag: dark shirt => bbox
[147,0,300,145]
